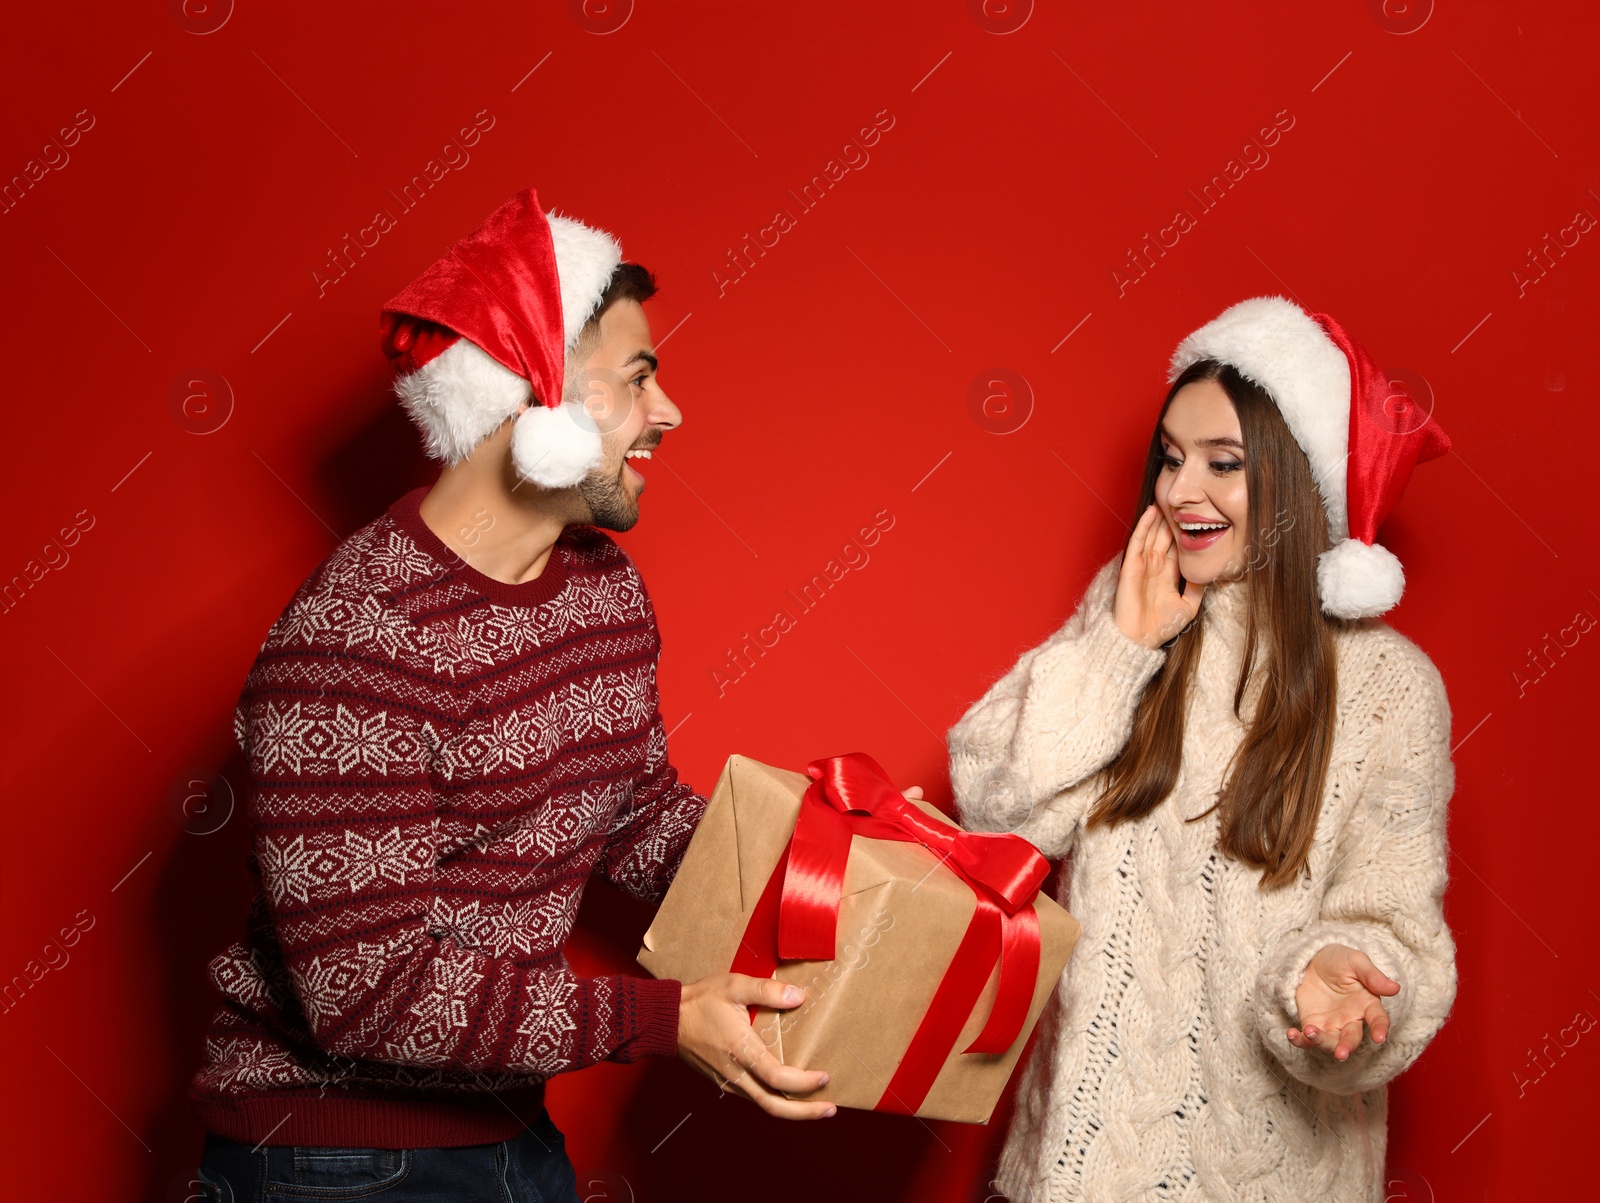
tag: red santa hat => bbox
[377,187,622,488]
[1169,296,1450,619]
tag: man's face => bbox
[563,299,681,532]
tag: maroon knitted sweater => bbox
[189,486,706,1148]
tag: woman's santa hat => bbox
[1169,296,1450,619]
[377,187,622,488]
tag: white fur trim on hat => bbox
[395,210,619,479]
[394,338,529,465]
[1317,538,1405,619]
[510,401,603,488]
[1169,296,1352,541]
[546,212,622,350]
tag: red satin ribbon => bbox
[729,753,1049,1115]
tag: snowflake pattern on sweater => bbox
[189,487,705,1148]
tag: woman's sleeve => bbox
[948,558,1167,857]
[1253,653,1458,1095]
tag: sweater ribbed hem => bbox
[189,1081,548,1149]
[190,977,682,1149]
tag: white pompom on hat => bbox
[1169,296,1451,619]
[377,188,623,488]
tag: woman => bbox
[950,297,1457,1203]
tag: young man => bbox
[189,190,830,1203]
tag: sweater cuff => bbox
[1022,607,1167,724]
[1257,922,1415,1036]
[1253,922,1416,1095]
[1054,606,1169,685]
[621,975,683,1061]
[1097,607,1170,678]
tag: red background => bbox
[3,2,1596,1200]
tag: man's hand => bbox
[1287,942,1401,1061]
[678,973,835,1119]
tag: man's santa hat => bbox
[1169,296,1450,619]
[377,187,622,488]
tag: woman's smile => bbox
[1173,510,1231,551]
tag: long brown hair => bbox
[1086,359,1338,889]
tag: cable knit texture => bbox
[949,558,1456,1203]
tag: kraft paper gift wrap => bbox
[638,754,1081,1123]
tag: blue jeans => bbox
[193,1110,579,1203]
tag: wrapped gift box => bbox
[638,753,1081,1123]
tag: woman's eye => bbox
[1157,454,1181,471]
[630,375,648,390]
[1210,460,1243,473]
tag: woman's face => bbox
[1154,379,1250,585]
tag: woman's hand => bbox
[1113,505,1204,649]
[1288,943,1402,1060]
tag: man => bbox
[189,190,830,1203]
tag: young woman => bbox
[950,297,1457,1203]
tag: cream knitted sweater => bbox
[949,558,1457,1203]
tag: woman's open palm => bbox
[1289,943,1402,1060]
[1113,505,1204,649]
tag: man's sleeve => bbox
[594,707,707,903]
[244,587,679,1076]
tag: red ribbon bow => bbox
[731,753,1049,1115]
